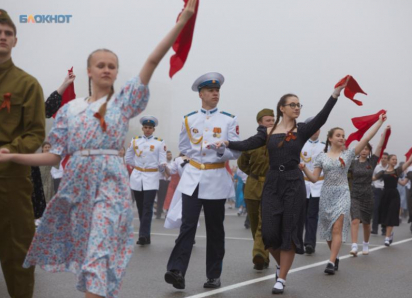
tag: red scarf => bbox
[335,75,367,106]
[169,0,200,78]
[345,110,386,147]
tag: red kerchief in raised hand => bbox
[335,75,367,106]
[406,147,412,161]
[378,128,391,163]
[53,67,76,118]
[0,93,11,113]
[169,0,200,78]
[345,110,386,147]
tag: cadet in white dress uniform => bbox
[300,117,324,254]
[125,116,167,245]
[165,72,241,290]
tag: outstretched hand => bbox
[332,76,350,98]
[379,113,387,123]
[0,148,12,163]
[178,0,197,25]
[298,162,306,170]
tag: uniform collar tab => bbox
[200,107,218,115]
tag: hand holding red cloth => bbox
[406,147,412,161]
[335,75,367,106]
[378,127,391,163]
[53,67,76,118]
[169,0,200,78]
[345,110,386,147]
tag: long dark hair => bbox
[324,127,344,153]
[87,49,118,122]
[266,94,298,148]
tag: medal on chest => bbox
[213,127,222,138]
[150,145,155,152]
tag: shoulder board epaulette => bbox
[220,111,235,118]
[321,142,326,145]
[184,111,198,118]
[133,136,142,139]
[154,137,163,142]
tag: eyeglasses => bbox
[283,103,303,109]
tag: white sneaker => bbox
[384,238,390,247]
[350,243,358,256]
[362,242,369,255]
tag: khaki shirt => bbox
[237,146,269,201]
[0,58,45,177]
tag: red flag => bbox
[345,110,386,147]
[378,128,391,163]
[169,0,199,78]
[335,75,367,106]
[406,147,412,161]
[53,67,76,118]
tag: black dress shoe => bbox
[203,278,221,288]
[371,230,378,235]
[136,236,151,245]
[165,270,185,289]
[305,244,314,255]
[324,262,335,275]
[334,258,339,271]
[253,262,269,270]
[253,254,265,270]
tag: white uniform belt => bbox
[73,149,119,156]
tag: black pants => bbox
[133,189,157,238]
[167,186,226,278]
[156,180,170,218]
[304,196,320,248]
[372,187,386,233]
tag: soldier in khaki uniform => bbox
[237,109,274,270]
[0,10,45,298]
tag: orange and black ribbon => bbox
[94,112,107,132]
[285,131,297,142]
[0,93,11,113]
[339,157,346,168]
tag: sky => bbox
[3,0,412,161]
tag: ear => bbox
[153,128,156,132]
[13,37,18,47]
[141,126,144,132]
[87,67,92,78]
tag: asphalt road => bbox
[1,207,412,298]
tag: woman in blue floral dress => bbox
[302,114,386,275]
[0,2,197,297]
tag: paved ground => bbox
[1,207,412,298]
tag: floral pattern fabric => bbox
[23,76,149,298]
[314,148,356,242]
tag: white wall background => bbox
[3,0,412,160]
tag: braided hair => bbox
[266,94,298,148]
[324,127,344,153]
[87,49,119,120]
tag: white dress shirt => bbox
[301,139,324,198]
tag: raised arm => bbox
[300,80,348,140]
[45,72,76,118]
[402,155,412,172]
[355,114,386,156]
[139,0,197,85]
[373,125,389,157]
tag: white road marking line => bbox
[184,237,412,298]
